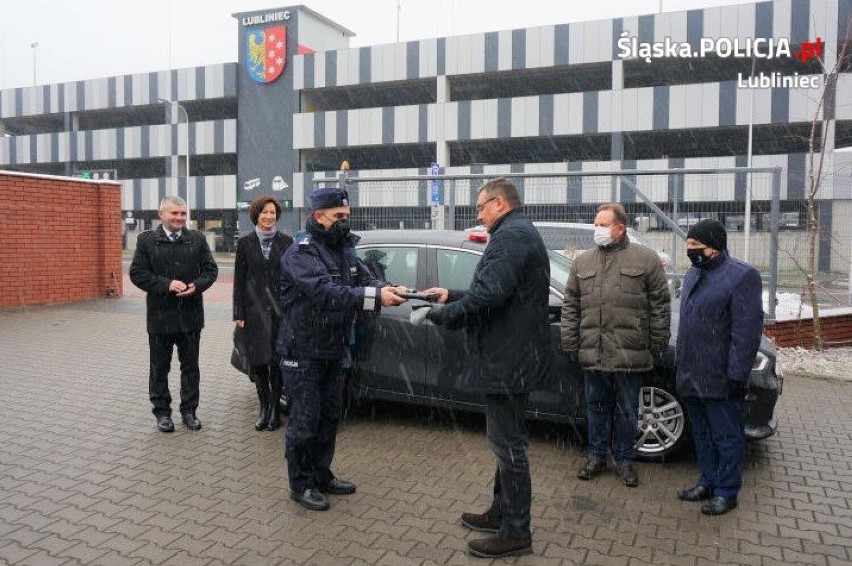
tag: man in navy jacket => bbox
[277,187,407,512]
[675,219,763,516]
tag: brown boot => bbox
[461,512,501,533]
[468,535,532,558]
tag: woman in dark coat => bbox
[233,196,293,431]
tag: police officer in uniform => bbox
[277,187,408,511]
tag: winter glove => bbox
[410,304,441,326]
[727,380,748,400]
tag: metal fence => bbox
[313,167,852,319]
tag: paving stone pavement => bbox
[1,296,851,566]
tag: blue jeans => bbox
[282,358,343,493]
[483,393,531,540]
[584,370,642,464]
[683,397,745,499]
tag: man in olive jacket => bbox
[129,196,218,433]
[418,178,550,559]
[560,203,670,487]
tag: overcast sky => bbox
[0,0,755,90]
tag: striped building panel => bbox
[204,65,223,99]
[140,179,162,210]
[131,73,150,107]
[348,48,361,85]
[469,33,486,75]
[292,55,305,90]
[122,127,138,159]
[370,43,386,83]
[772,0,793,39]
[665,11,690,44]
[809,0,831,41]
[394,42,408,80]
[314,51,327,88]
[443,102,459,141]
[420,38,436,78]
[567,92,585,135]
[525,27,542,69]
[789,85,821,122]
[324,110,337,147]
[836,75,852,120]
[597,90,614,133]
[536,25,556,69]
[223,119,237,152]
[698,83,721,129]
[632,88,653,131]
[497,30,513,71]
[177,68,196,101]
[668,85,687,130]
[15,136,30,164]
[735,87,772,125]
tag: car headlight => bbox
[752,352,769,372]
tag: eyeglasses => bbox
[475,196,498,213]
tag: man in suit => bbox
[129,196,219,432]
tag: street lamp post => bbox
[158,98,191,228]
[30,42,38,86]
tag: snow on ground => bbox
[776,347,852,382]
[765,290,852,321]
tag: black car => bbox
[348,230,783,461]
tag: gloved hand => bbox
[727,380,748,400]
[409,304,434,326]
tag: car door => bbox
[354,245,430,398]
[425,246,483,406]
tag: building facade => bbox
[1,1,850,267]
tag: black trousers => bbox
[148,330,201,417]
[282,358,343,493]
[484,393,532,539]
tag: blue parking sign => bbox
[430,162,442,205]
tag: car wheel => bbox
[635,383,689,462]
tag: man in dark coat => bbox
[233,195,293,431]
[277,187,407,512]
[676,219,763,516]
[417,177,550,559]
[129,196,219,432]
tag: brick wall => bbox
[764,313,852,348]
[0,171,123,308]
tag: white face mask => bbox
[593,226,614,247]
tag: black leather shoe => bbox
[156,415,174,433]
[181,413,201,430]
[461,512,501,533]
[701,496,738,516]
[290,488,329,511]
[577,458,606,480]
[678,485,713,502]
[616,463,639,487]
[321,478,356,495]
[468,535,532,558]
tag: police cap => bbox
[310,187,349,210]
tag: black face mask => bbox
[687,248,709,267]
[327,218,351,244]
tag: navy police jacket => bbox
[276,218,385,361]
[675,252,763,399]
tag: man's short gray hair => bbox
[159,195,187,211]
